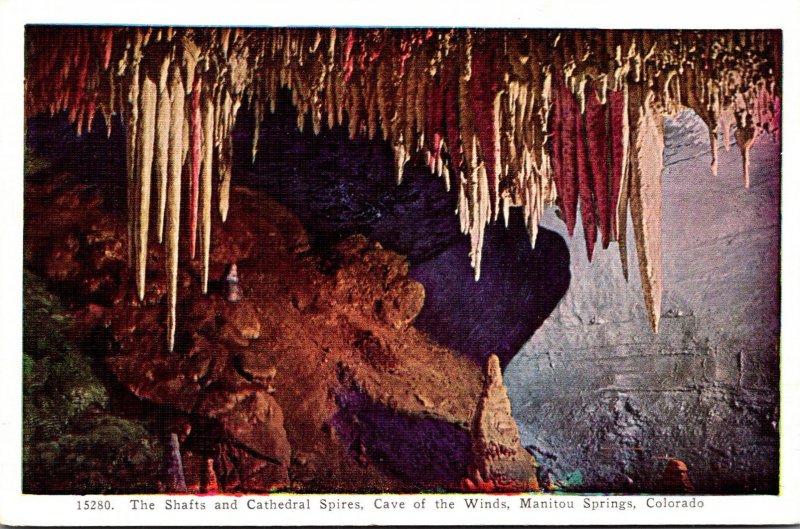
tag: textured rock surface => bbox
[506,111,780,493]
[25,163,485,492]
[463,355,539,492]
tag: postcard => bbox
[1,0,798,525]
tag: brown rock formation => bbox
[24,173,484,492]
[662,458,696,494]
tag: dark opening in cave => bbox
[233,89,571,368]
[27,87,572,368]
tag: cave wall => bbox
[505,110,780,493]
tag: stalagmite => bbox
[462,354,539,492]
[135,73,157,301]
[166,68,185,352]
[23,28,781,346]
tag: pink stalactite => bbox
[74,32,90,117]
[557,74,579,236]
[444,68,462,175]
[426,76,444,171]
[771,95,781,142]
[343,30,356,82]
[86,97,96,133]
[189,77,202,259]
[471,46,499,217]
[104,29,114,70]
[585,85,611,248]
[426,77,440,150]
[575,91,597,260]
[549,72,565,227]
[72,30,81,67]
[608,89,625,241]
[69,100,79,123]
[396,34,413,79]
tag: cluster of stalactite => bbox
[25,27,781,345]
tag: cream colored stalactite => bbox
[217,90,234,222]
[183,38,200,96]
[199,94,215,293]
[393,66,411,185]
[627,84,664,333]
[733,92,757,188]
[155,55,172,243]
[181,111,191,168]
[135,73,158,301]
[491,89,503,222]
[465,135,491,281]
[251,98,262,163]
[376,60,391,142]
[719,105,735,153]
[413,55,427,151]
[165,68,185,352]
[735,126,756,189]
[126,61,140,269]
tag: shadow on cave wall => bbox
[235,90,571,369]
[331,385,471,488]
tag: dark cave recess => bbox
[27,91,571,368]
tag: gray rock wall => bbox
[505,111,780,493]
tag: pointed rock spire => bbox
[462,354,539,492]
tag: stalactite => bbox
[217,90,235,223]
[24,28,781,345]
[155,55,172,244]
[611,86,631,281]
[574,85,597,261]
[166,67,185,352]
[199,93,215,293]
[586,83,611,249]
[189,77,202,259]
[556,72,579,236]
[628,84,664,333]
[135,72,157,301]
[126,46,141,269]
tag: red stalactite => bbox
[444,67,462,176]
[586,84,611,248]
[102,28,114,70]
[575,89,597,260]
[556,73,579,236]
[608,89,625,241]
[471,46,499,217]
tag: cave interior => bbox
[22,26,780,494]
